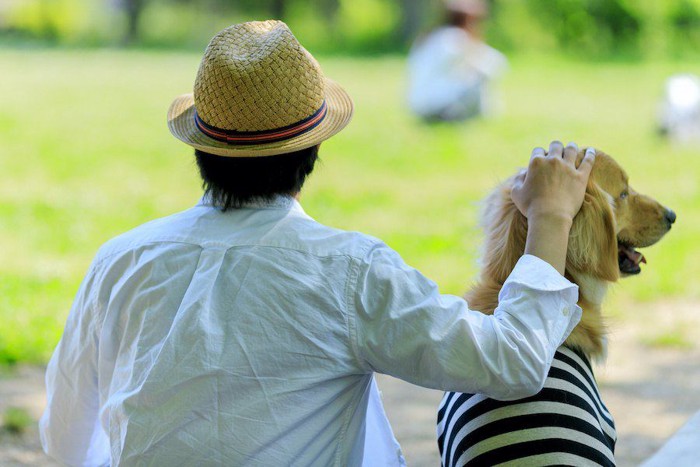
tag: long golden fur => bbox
[466,149,674,359]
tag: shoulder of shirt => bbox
[424,26,469,46]
[91,208,194,264]
[90,204,389,267]
[409,26,470,68]
[262,210,387,261]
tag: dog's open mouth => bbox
[618,241,646,275]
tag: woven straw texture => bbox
[168,20,353,157]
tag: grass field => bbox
[1,49,698,364]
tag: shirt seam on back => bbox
[94,239,378,269]
[336,242,378,466]
[343,257,368,373]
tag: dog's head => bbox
[473,149,674,357]
[568,149,675,282]
[479,149,675,290]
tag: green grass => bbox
[1,49,699,364]
[2,407,33,435]
[643,330,695,350]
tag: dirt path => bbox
[2,300,698,466]
[0,366,58,466]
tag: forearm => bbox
[355,247,581,400]
[524,213,573,275]
[361,288,579,400]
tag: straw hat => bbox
[168,20,354,157]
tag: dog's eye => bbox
[620,190,629,199]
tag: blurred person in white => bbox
[408,0,507,121]
[658,73,700,143]
[40,20,592,467]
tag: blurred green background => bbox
[1,0,699,364]
[5,0,700,56]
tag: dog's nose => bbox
[665,209,677,225]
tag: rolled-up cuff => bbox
[498,254,582,347]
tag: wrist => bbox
[524,212,573,276]
[526,210,573,231]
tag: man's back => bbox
[43,196,390,466]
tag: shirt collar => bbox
[197,194,304,212]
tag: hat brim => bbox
[167,78,353,157]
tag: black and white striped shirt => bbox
[437,346,616,466]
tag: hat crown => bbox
[194,21,325,132]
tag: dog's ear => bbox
[480,178,528,284]
[567,182,619,282]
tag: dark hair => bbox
[195,145,319,211]
[446,10,470,28]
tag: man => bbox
[40,20,594,466]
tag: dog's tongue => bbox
[619,244,646,274]
[621,245,646,265]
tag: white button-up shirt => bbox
[40,196,581,466]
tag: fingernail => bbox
[585,147,596,156]
[567,142,579,150]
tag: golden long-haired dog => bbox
[437,149,675,467]
[468,148,675,358]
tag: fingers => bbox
[548,141,563,159]
[563,142,578,164]
[530,146,545,162]
[529,140,590,171]
[578,147,596,176]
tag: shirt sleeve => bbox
[349,243,582,401]
[39,262,110,467]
